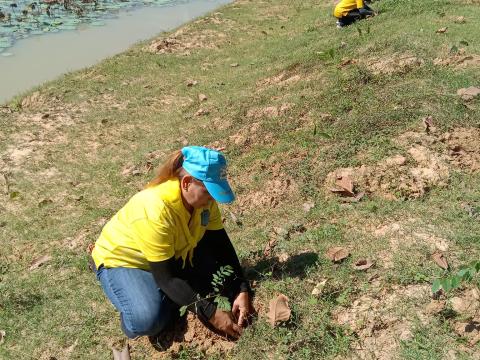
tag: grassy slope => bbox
[1,0,480,358]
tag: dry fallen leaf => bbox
[0,330,5,345]
[436,27,448,33]
[432,252,449,270]
[425,300,446,315]
[267,294,291,327]
[454,16,466,24]
[29,254,52,271]
[326,247,350,262]
[198,93,208,102]
[353,259,374,271]
[195,108,210,116]
[457,86,480,101]
[336,175,354,194]
[112,345,131,360]
[311,279,328,296]
[263,238,278,258]
[186,79,198,87]
[422,115,434,133]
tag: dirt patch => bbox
[131,313,235,358]
[326,127,480,200]
[444,128,480,173]
[325,148,449,200]
[434,53,480,68]
[333,284,430,359]
[237,177,298,211]
[256,71,302,89]
[227,122,276,149]
[246,103,294,119]
[146,28,228,56]
[366,54,424,75]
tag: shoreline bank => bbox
[0,0,231,104]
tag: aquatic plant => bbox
[0,0,182,54]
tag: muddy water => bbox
[0,0,231,104]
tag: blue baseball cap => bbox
[181,146,235,204]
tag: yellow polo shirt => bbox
[92,178,224,270]
[334,0,365,18]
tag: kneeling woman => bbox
[92,146,253,339]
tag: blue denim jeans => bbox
[96,266,176,338]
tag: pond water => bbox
[0,0,231,104]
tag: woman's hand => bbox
[209,309,243,338]
[232,291,254,327]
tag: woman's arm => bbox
[203,229,252,295]
[149,258,216,322]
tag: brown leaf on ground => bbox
[0,330,5,345]
[353,259,374,271]
[436,27,448,33]
[454,16,466,24]
[263,238,278,258]
[198,93,208,102]
[195,108,210,116]
[326,247,350,262]
[29,254,52,271]
[330,175,355,197]
[267,294,291,327]
[457,86,480,101]
[425,300,446,315]
[432,252,449,270]
[186,79,198,87]
[422,116,435,133]
[112,345,131,360]
[230,63,239,67]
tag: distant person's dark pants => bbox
[337,9,362,26]
[337,4,373,27]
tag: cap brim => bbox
[204,179,235,204]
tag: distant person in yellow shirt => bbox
[334,0,375,28]
[91,146,254,341]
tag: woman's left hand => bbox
[232,291,254,327]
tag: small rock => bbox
[425,300,445,315]
[311,279,328,297]
[230,63,239,67]
[454,16,466,24]
[186,79,198,87]
[195,108,210,116]
[198,94,208,102]
[436,27,448,34]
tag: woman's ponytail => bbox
[146,150,185,188]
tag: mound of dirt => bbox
[325,149,449,200]
[325,127,480,200]
[256,71,302,89]
[133,313,235,358]
[434,53,480,68]
[227,122,276,149]
[444,128,480,172]
[237,177,298,210]
[333,284,430,360]
[367,54,424,75]
[146,28,227,55]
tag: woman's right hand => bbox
[209,309,243,338]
